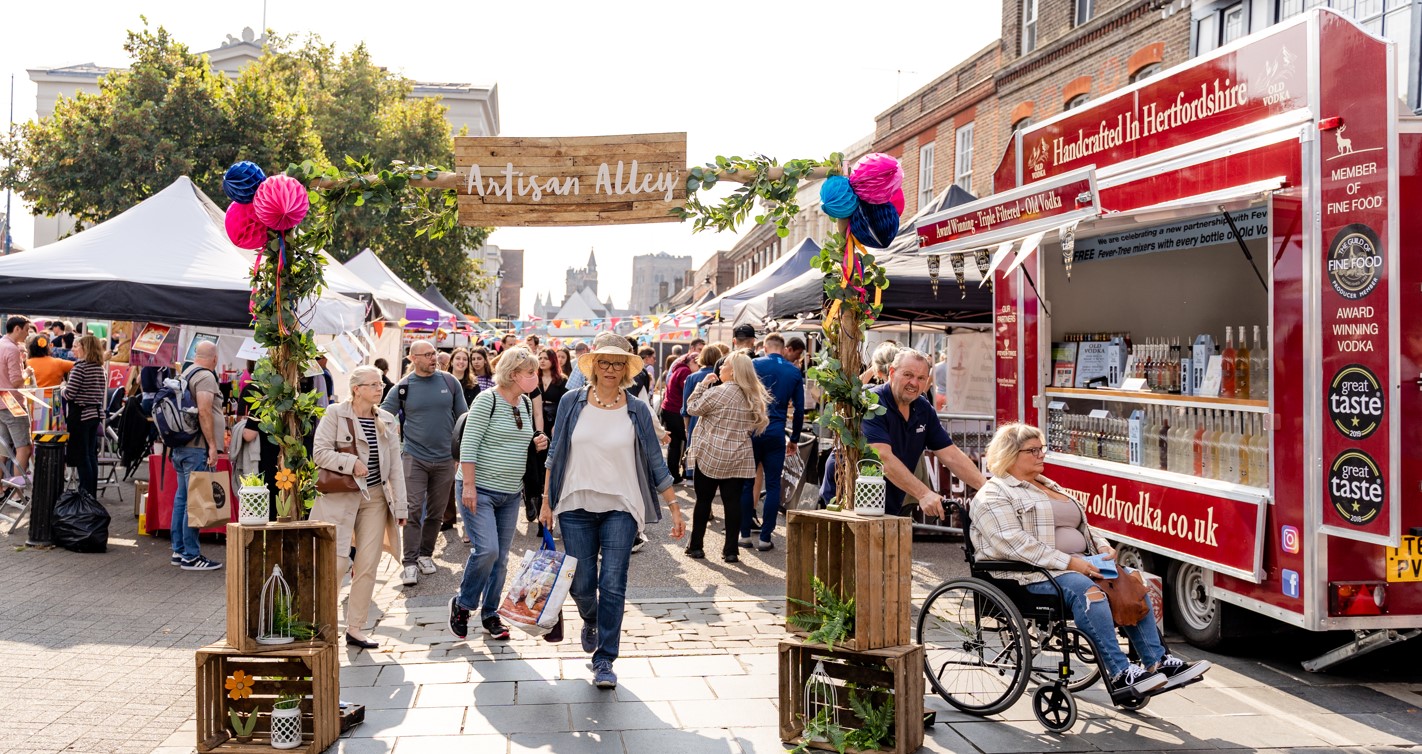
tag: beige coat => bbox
[312,401,408,560]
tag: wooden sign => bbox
[454,133,686,227]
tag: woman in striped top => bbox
[449,346,548,642]
[312,365,409,649]
[62,334,107,497]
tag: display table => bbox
[141,453,237,535]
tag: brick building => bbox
[875,0,1192,208]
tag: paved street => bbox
[3,474,1420,754]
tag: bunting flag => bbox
[552,319,565,328]
[372,320,385,338]
[632,317,643,328]
[610,317,621,328]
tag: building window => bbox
[954,123,975,191]
[1221,3,1246,44]
[1022,0,1039,53]
[918,143,935,209]
[1011,117,1034,135]
[1065,93,1090,110]
[1130,63,1163,83]
[1076,0,1096,26]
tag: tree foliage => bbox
[0,22,490,304]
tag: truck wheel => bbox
[1112,544,1155,574]
[1168,561,1226,649]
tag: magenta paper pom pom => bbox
[889,186,905,214]
[252,174,309,232]
[225,201,267,250]
[849,153,904,205]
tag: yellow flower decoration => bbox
[275,468,297,491]
[225,670,254,700]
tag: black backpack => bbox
[152,365,214,447]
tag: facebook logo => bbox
[1281,569,1301,599]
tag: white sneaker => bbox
[401,565,419,586]
[416,556,437,575]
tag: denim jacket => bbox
[545,386,673,524]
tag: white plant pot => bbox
[269,704,302,749]
[238,485,270,526]
[853,460,886,517]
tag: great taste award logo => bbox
[1327,223,1383,300]
[1328,364,1384,440]
[1328,449,1384,526]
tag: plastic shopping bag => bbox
[497,529,577,637]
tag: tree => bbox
[0,23,490,305]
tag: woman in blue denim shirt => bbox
[540,332,686,690]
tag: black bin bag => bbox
[52,489,111,553]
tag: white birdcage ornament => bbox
[237,484,269,526]
[853,460,886,517]
[803,660,837,742]
[256,565,295,645]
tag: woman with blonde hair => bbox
[684,350,769,562]
[448,347,481,406]
[860,340,900,386]
[62,334,107,496]
[540,332,684,689]
[970,422,1209,700]
[311,365,409,649]
[449,346,548,642]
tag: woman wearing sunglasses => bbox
[448,346,548,642]
[540,332,685,690]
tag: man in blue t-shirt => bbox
[821,349,986,517]
[740,332,805,550]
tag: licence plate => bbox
[1385,535,1422,582]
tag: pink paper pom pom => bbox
[252,174,310,232]
[225,201,267,250]
[849,153,904,205]
[889,186,905,214]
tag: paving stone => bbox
[465,703,572,735]
[614,676,717,703]
[705,673,777,699]
[649,655,744,678]
[391,734,506,753]
[670,698,779,729]
[375,662,469,686]
[620,726,742,754]
[328,737,399,753]
[507,731,621,754]
[336,684,418,710]
[348,707,466,738]
[414,681,516,707]
[518,679,616,706]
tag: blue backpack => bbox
[152,365,213,447]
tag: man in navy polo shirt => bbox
[739,332,805,550]
[821,349,985,517]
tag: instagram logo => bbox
[1281,525,1301,554]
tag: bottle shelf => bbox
[1044,388,1269,414]
[1044,452,1271,504]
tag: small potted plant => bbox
[237,473,270,525]
[228,709,257,744]
[269,692,303,749]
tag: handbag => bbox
[315,415,361,494]
[497,528,578,637]
[1092,569,1152,626]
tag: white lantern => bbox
[853,460,886,517]
[269,699,302,749]
[238,484,269,526]
[803,660,837,742]
[256,565,295,645]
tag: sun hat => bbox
[577,331,641,379]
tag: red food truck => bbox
[914,8,1419,670]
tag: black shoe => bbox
[483,614,511,640]
[685,548,705,559]
[448,598,470,640]
[345,633,379,650]
[631,534,647,553]
[1108,664,1166,699]
[723,554,739,563]
[1154,655,1211,690]
[440,521,455,532]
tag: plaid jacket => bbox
[685,378,757,479]
[968,474,1110,584]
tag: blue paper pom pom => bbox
[222,161,267,205]
[820,175,859,219]
[849,201,901,250]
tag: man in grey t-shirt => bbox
[381,340,468,585]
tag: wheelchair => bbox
[916,499,1184,732]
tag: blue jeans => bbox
[1025,570,1165,678]
[740,430,786,541]
[455,482,523,620]
[170,446,209,561]
[558,508,636,666]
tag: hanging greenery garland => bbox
[677,152,904,508]
[224,157,460,520]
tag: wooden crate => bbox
[195,642,339,754]
[786,509,912,651]
[134,480,148,519]
[225,522,338,653]
[778,637,925,754]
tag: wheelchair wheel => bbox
[917,578,1031,715]
[1032,684,1078,732]
[1116,693,1151,712]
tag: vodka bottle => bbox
[1142,406,1158,469]
[1252,413,1270,485]
[1204,410,1221,480]
[1221,411,1240,484]
[1235,326,1251,401]
[1220,328,1237,399]
[1158,405,1171,471]
[1237,412,1252,487]
[1250,325,1268,400]
[1192,409,1206,477]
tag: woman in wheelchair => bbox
[970,423,1210,699]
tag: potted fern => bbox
[787,577,855,650]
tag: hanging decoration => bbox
[927,254,941,297]
[973,249,993,290]
[950,253,967,299]
[1060,219,1080,280]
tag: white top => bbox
[558,401,646,532]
